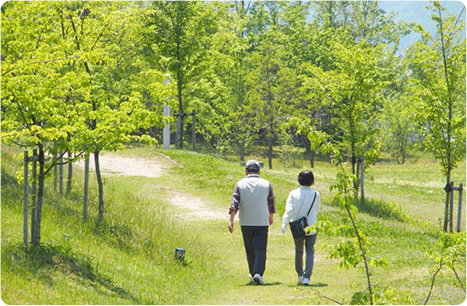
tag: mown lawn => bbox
[1,145,465,304]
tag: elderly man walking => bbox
[228,160,276,285]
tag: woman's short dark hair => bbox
[298,170,314,186]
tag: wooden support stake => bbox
[53,141,57,191]
[83,155,90,220]
[457,183,463,233]
[23,151,29,248]
[192,111,196,150]
[59,150,64,194]
[360,158,365,206]
[67,151,73,195]
[31,149,37,244]
[450,181,454,233]
[444,184,451,232]
[163,104,171,150]
[53,154,58,191]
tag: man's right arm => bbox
[228,184,240,233]
[229,210,237,233]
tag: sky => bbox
[378,1,466,51]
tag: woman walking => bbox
[281,170,321,286]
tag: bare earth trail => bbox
[78,153,226,220]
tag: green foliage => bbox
[1,1,169,242]
[1,1,166,161]
[143,1,218,149]
[351,284,415,305]
[379,95,417,165]
[1,1,466,303]
[406,1,466,177]
[427,231,466,270]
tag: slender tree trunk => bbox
[23,151,29,248]
[30,149,37,245]
[302,135,315,168]
[177,66,184,149]
[239,140,245,163]
[83,155,90,221]
[349,116,359,193]
[438,6,454,232]
[94,150,105,222]
[66,151,73,195]
[345,204,373,304]
[32,144,45,247]
[351,144,357,189]
[268,137,273,169]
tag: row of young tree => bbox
[2,1,465,246]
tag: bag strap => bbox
[305,192,317,217]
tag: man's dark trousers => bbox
[241,226,269,277]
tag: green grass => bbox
[1,145,466,304]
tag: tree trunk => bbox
[32,145,45,247]
[94,150,105,222]
[438,6,453,233]
[302,135,315,168]
[444,174,451,232]
[66,151,73,195]
[239,140,245,163]
[268,137,273,169]
[23,151,29,248]
[350,117,359,193]
[177,72,184,149]
[83,155,90,221]
[30,149,37,246]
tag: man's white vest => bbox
[237,174,271,226]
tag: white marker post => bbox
[163,104,171,149]
[163,74,171,150]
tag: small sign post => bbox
[163,104,171,149]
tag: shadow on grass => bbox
[241,281,283,286]
[3,242,142,304]
[286,282,328,288]
[310,282,328,287]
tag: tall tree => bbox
[2,1,83,245]
[55,2,164,221]
[189,2,257,160]
[379,55,417,165]
[281,1,349,167]
[312,0,411,47]
[249,32,286,169]
[144,1,217,149]
[406,1,466,231]
[309,40,387,192]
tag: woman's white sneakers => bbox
[298,275,310,286]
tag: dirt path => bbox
[78,153,226,220]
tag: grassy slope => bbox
[1,145,466,304]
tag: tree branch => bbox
[311,288,343,305]
[10,90,31,132]
[452,266,466,292]
[1,56,79,76]
[424,260,444,305]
